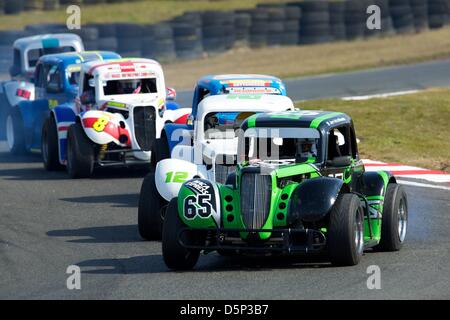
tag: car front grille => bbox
[215,164,236,185]
[133,106,156,152]
[240,172,272,230]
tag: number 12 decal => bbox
[165,171,189,183]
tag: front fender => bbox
[177,178,221,228]
[162,108,191,124]
[52,104,77,163]
[79,110,131,146]
[288,177,345,223]
[17,99,49,129]
[155,159,206,201]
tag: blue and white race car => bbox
[5,51,121,155]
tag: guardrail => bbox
[0,0,449,72]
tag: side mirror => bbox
[166,87,177,101]
[326,156,352,167]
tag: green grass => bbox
[0,0,291,30]
[296,89,450,172]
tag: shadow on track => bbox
[47,224,141,243]
[60,193,139,208]
[75,253,332,275]
[77,254,167,274]
[0,150,42,164]
[0,167,67,181]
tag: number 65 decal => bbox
[184,194,212,219]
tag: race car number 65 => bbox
[93,116,109,132]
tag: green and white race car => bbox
[162,110,408,270]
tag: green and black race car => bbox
[162,110,408,270]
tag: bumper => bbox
[178,227,327,254]
[97,148,151,167]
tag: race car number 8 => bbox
[93,117,109,132]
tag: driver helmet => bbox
[118,79,142,94]
[297,139,317,159]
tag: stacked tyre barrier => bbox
[290,1,332,44]
[428,0,449,29]
[2,0,450,73]
[390,0,415,34]
[246,8,269,48]
[171,11,203,60]
[233,11,252,48]
[141,24,176,62]
[258,4,301,46]
[411,0,429,32]
[201,11,235,55]
[329,1,346,41]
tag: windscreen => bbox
[241,128,320,163]
[103,78,157,96]
[27,46,76,68]
[204,112,257,140]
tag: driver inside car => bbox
[117,79,142,94]
[296,139,317,162]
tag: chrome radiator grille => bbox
[240,172,272,229]
[133,107,156,151]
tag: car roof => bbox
[196,74,286,93]
[241,110,352,132]
[38,51,121,67]
[82,58,161,76]
[196,94,294,119]
[13,33,84,51]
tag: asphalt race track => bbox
[0,142,449,299]
[1,61,450,299]
[176,59,450,106]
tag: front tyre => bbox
[138,171,168,240]
[42,117,63,171]
[328,193,364,266]
[150,137,170,167]
[66,123,95,179]
[376,183,408,251]
[162,197,200,270]
[5,109,25,154]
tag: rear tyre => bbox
[150,137,170,167]
[328,193,364,266]
[42,117,63,171]
[162,197,200,270]
[6,109,26,155]
[375,183,408,251]
[138,171,168,240]
[66,123,95,179]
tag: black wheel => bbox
[5,108,26,155]
[375,183,408,251]
[42,116,63,171]
[66,123,95,179]
[151,137,170,167]
[328,193,364,266]
[138,171,168,240]
[162,197,200,270]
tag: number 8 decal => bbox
[93,116,109,132]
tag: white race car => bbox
[0,33,84,139]
[138,93,295,240]
[46,58,189,178]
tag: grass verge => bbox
[163,26,450,89]
[296,88,450,172]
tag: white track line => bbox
[397,180,450,191]
[341,90,419,101]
